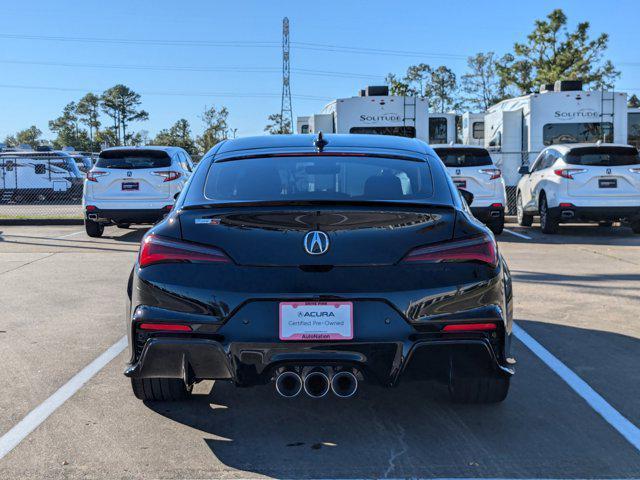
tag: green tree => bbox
[425,66,460,112]
[4,126,44,148]
[386,64,460,111]
[264,113,292,134]
[101,85,149,146]
[197,105,230,153]
[496,9,619,93]
[461,52,507,111]
[153,119,198,154]
[76,93,101,151]
[49,102,91,150]
[385,73,411,96]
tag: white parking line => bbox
[55,230,85,239]
[503,228,532,240]
[0,336,127,460]
[513,323,640,452]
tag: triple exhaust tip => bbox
[275,368,358,399]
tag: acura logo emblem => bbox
[606,168,612,175]
[303,231,329,255]
[127,171,132,177]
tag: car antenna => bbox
[314,131,328,152]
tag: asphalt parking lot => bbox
[0,222,639,479]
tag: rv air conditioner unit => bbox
[554,80,583,92]
[365,85,389,96]
[358,89,366,97]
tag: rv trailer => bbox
[0,151,84,204]
[297,86,458,144]
[460,112,485,146]
[484,81,628,210]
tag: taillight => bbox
[479,168,501,180]
[139,234,231,267]
[152,171,181,182]
[629,167,640,174]
[86,205,97,212]
[559,202,574,208]
[442,323,497,333]
[139,323,192,332]
[554,168,586,179]
[86,170,109,182]
[402,235,498,267]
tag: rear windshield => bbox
[204,155,434,202]
[565,147,640,166]
[96,150,171,169]
[434,148,493,167]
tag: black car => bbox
[125,134,514,403]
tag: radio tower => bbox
[280,17,293,133]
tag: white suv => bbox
[433,144,507,234]
[83,146,193,237]
[516,143,640,234]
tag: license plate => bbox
[599,178,617,189]
[454,179,467,188]
[279,301,353,341]
[122,181,139,191]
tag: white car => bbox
[82,146,194,237]
[432,144,507,234]
[516,143,640,234]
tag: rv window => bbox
[433,148,493,167]
[472,122,485,140]
[34,164,46,175]
[565,147,640,167]
[300,125,309,134]
[429,118,448,144]
[205,155,434,202]
[349,126,416,138]
[96,150,171,169]
[628,113,640,149]
[542,122,613,145]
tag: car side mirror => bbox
[518,165,530,175]
[459,188,474,206]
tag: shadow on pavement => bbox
[499,223,640,246]
[145,324,640,478]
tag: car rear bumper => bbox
[550,205,640,222]
[471,205,504,222]
[124,303,514,387]
[86,208,170,224]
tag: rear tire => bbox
[448,373,510,404]
[516,193,533,227]
[539,195,559,234]
[131,378,192,401]
[84,219,104,238]
[489,217,504,235]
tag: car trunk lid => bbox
[178,204,456,267]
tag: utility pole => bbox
[280,17,293,134]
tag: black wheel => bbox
[489,217,504,235]
[598,221,613,228]
[131,378,192,401]
[448,373,510,404]
[516,193,533,227]
[84,219,104,238]
[539,195,559,234]
[117,223,130,229]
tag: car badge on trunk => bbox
[303,231,329,255]
[127,171,132,177]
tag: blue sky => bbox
[1,0,638,142]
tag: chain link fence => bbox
[0,148,536,220]
[0,151,90,220]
